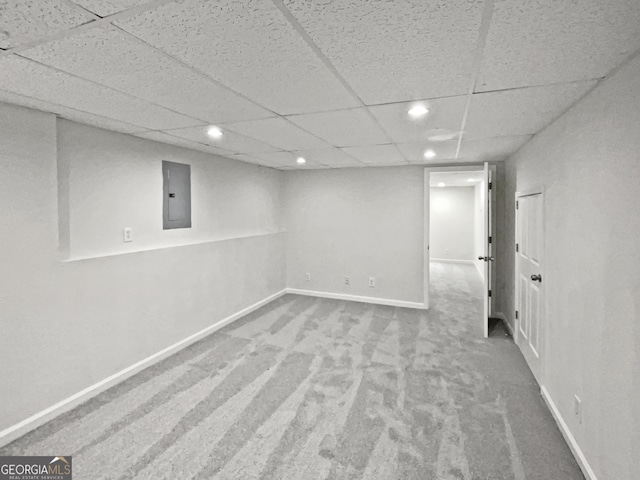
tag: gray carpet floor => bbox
[1,263,584,479]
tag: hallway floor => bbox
[1,263,584,479]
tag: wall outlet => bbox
[573,395,582,424]
[368,276,375,287]
[305,273,311,282]
[344,276,350,286]
[123,227,133,243]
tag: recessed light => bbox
[424,149,436,159]
[438,182,445,187]
[207,126,223,138]
[408,104,429,118]
[296,157,306,165]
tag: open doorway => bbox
[424,164,495,337]
[430,170,485,277]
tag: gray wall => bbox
[0,103,286,432]
[497,54,640,479]
[284,166,425,303]
[430,186,475,262]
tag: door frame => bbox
[423,165,497,322]
[514,187,545,383]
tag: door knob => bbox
[478,256,485,260]
[531,274,542,282]
[488,257,495,262]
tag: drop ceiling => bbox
[1,0,639,170]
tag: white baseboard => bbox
[0,288,287,448]
[430,258,475,265]
[541,386,598,480]
[286,288,426,310]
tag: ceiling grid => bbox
[1,0,639,169]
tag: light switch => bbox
[123,227,133,243]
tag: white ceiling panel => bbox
[250,151,328,169]
[459,135,531,161]
[223,117,329,151]
[0,55,204,130]
[21,26,273,124]
[0,88,145,134]
[287,108,389,147]
[369,96,467,143]
[341,145,408,166]
[167,125,280,154]
[0,0,94,49]
[225,153,260,164]
[248,151,298,167]
[478,0,640,91]
[225,153,273,166]
[283,0,484,105]
[115,0,360,114]
[283,163,329,170]
[397,141,459,164]
[71,0,152,17]
[247,151,331,170]
[465,81,597,138]
[293,148,365,168]
[134,130,234,156]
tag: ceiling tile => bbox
[225,153,272,166]
[0,0,94,49]
[71,0,151,17]
[459,135,531,160]
[369,96,467,143]
[341,145,408,165]
[254,151,329,169]
[283,0,484,104]
[134,130,234,156]
[465,81,597,138]
[225,153,261,164]
[0,88,144,134]
[115,0,360,114]
[22,26,273,124]
[478,0,640,91]
[291,163,330,170]
[223,117,329,151]
[229,152,305,169]
[248,151,300,167]
[287,108,389,147]
[167,125,280,154]
[0,55,203,130]
[397,141,458,163]
[293,148,365,168]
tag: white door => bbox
[481,162,493,337]
[516,193,544,382]
[423,170,430,309]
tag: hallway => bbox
[1,263,582,479]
